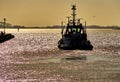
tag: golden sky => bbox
[0,0,120,27]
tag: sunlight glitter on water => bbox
[0,29,120,63]
[3,28,61,33]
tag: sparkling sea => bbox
[0,28,120,81]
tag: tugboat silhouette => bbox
[0,18,14,43]
[58,5,93,50]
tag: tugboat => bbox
[0,18,14,43]
[58,5,93,50]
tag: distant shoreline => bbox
[0,25,120,30]
[2,26,120,30]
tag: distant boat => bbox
[58,5,93,50]
[0,18,14,43]
[112,27,120,30]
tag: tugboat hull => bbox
[58,43,93,50]
[58,36,93,50]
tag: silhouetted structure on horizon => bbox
[58,5,93,50]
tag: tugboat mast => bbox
[71,5,76,26]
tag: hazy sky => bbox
[0,0,120,26]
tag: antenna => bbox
[84,21,86,33]
[71,5,76,26]
[77,18,83,24]
[66,16,71,25]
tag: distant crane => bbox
[3,18,6,34]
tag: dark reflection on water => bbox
[63,56,87,61]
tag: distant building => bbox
[13,25,25,28]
